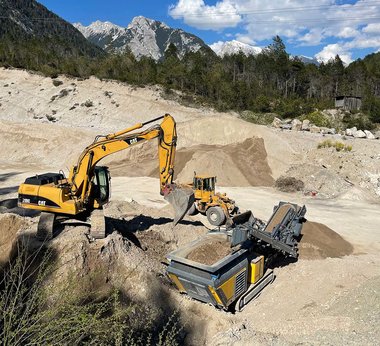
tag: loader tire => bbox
[187,203,198,216]
[206,206,226,226]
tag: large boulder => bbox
[320,127,336,135]
[364,130,375,139]
[354,130,366,138]
[345,127,357,137]
[301,119,310,131]
[280,123,292,130]
[309,125,321,134]
[272,117,283,128]
[291,119,302,131]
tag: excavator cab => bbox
[92,166,111,206]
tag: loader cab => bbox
[93,166,111,205]
[193,173,216,201]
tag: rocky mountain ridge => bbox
[74,16,209,61]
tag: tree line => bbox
[1,35,380,123]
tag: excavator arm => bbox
[69,114,177,202]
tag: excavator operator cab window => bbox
[203,177,215,191]
[194,177,203,191]
[94,166,110,203]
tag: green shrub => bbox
[240,110,276,125]
[317,139,333,148]
[334,141,345,152]
[342,113,375,130]
[251,95,271,113]
[302,111,331,127]
[317,140,352,152]
[272,98,308,118]
[0,241,184,345]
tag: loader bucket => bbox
[164,185,195,226]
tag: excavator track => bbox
[36,212,56,241]
[90,209,106,239]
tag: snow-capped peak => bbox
[290,55,320,65]
[210,40,262,57]
[74,21,124,36]
[74,16,208,61]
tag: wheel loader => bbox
[17,114,194,240]
[187,173,239,226]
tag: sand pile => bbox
[108,138,274,187]
[285,164,352,198]
[187,238,233,265]
[175,138,274,186]
[299,221,353,260]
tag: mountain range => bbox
[210,40,263,57]
[74,16,210,61]
[75,18,321,65]
[0,0,328,65]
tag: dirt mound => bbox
[285,164,352,198]
[175,138,274,187]
[275,176,305,192]
[187,238,232,265]
[108,137,274,187]
[299,221,353,260]
[0,213,28,265]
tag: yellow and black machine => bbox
[18,114,194,240]
[167,202,307,311]
[187,173,238,226]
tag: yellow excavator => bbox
[17,114,194,240]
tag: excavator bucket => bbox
[164,185,195,226]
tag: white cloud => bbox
[168,0,241,30]
[169,0,380,54]
[234,34,255,45]
[337,27,359,38]
[298,28,326,46]
[315,43,353,65]
[362,23,380,33]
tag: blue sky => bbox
[38,0,380,64]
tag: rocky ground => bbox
[1,67,380,345]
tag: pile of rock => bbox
[344,127,375,139]
[272,117,336,135]
[272,118,378,140]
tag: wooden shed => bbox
[335,96,362,111]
